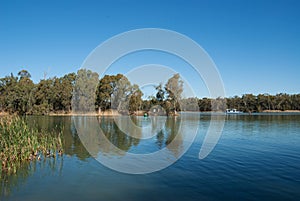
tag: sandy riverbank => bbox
[0,112,9,116]
[49,110,121,116]
[262,110,300,113]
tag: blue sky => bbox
[0,0,299,97]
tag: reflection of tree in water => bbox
[1,116,91,198]
[165,117,180,144]
[0,162,32,198]
[26,116,90,160]
[71,116,141,157]
[156,130,165,149]
[98,116,185,159]
[66,122,91,160]
[165,117,184,158]
[99,117,140,152]
[155,117,184,158]
[25,116,186,160]
[0,157,63,198]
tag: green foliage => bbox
[0,72,34,115]
[128,84,143,113]
[165,73,183,113]
[0,69,299,114]
[0,70,76,115]
[95,74,142,113]
[0,116,63,175]
[72,69,99,113]
[180,97,199,111]
[155,83,165,103]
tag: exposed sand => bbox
[0,112,9,116]
[262,110,300,113]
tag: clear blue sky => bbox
[0,0,299,97]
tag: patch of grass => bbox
[0,116,63,175]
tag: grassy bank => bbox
[0,116,63,175]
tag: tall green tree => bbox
[73,69,99,113]
[17,70,34,114]
[0,70,34,114]
[31,78,54,114]
[155,83,165,103]
[96,74,134,112]
[111,75,132,111]
[0,74,18,113]
[164,73,183,114]
[128,84,143,113]
[242,94,257,112]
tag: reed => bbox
[0,116,63,175]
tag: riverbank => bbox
[0,112,9,116]
[181,110,300,114]
[262,110,300,113]
[48,110,181,116]
[48,110,121,116]
[2,110,300,117]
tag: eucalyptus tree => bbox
[241,94,257,112]
[17,70,34,114]
[155,83,165,103]
[0,74,18,113]
[51,73,77,113]
[164,73,183,114]
[0,70,34,114]
[96,74,127,111]
[198,97,211,111]
[180,97,199,111]
[128,84,143,113]
[96,74,137,113]
[73,69,99,113]
[31,78,55,114]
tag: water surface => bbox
[1,114,300,201]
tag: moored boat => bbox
[225,109,243,114]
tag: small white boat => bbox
[225,109,243,114]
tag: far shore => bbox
[262,110,300,113]
[48,109,300,116]
[1,110,300,117]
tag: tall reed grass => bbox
[0,116,63,175]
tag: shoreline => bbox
[261,110,300,113]
[2,110,300,117]
[46,110,300,116]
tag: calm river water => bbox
[1,113,300,201]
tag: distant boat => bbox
[225,109,243,114]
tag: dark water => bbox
[1,114,300,201]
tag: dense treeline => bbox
[181,93,300,113]
[0,70,76,115]
[0,69,299,115]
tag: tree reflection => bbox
[99,117,141,152]
[0,157,63,198]
[157,117,184,158]
[26,116,91,160]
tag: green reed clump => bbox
[0,116,63,175]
